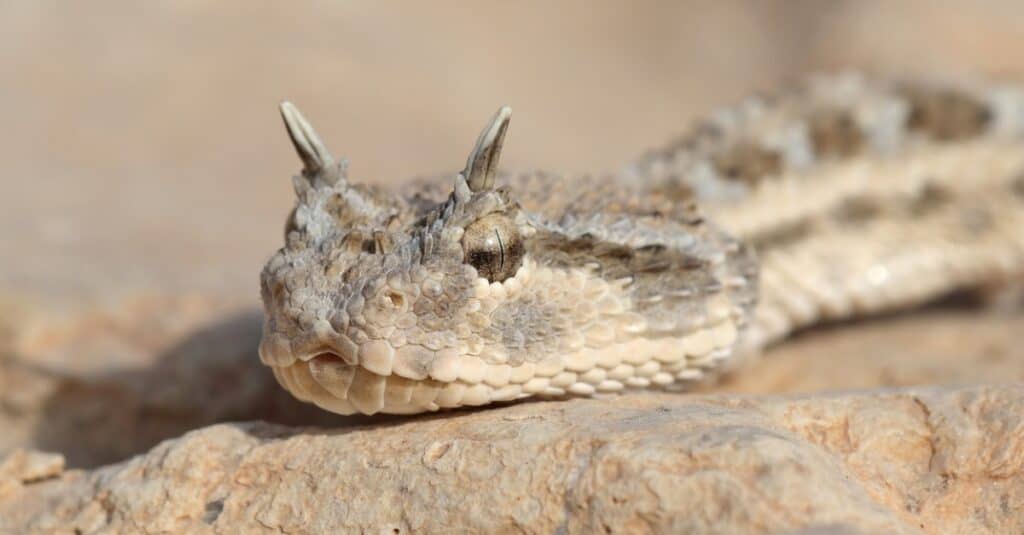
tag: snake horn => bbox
[463,106,511,192]
[279,101,342,186]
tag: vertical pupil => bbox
[494,228,505,271]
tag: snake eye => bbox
[461,213,524,282]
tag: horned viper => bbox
[258,73,1024,415]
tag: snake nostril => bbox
[385,291,404,308]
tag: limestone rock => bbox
[0,295,349,468]
[3,4,1024,533]
[0,449,64,499]
[5,292,1022,471]
[1,385,1021,534]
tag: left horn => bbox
[279,101,341,185]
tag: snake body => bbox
[258,73,1024,415]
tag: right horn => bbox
[463,106,511,192]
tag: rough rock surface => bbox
[0,295,348,469]
[0,449,64,499]
[4,3,1024,534]
[2,386,1022,534]
[4,294,1022,471]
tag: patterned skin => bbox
[259,74,1024,415]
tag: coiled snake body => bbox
[258,74,1024,415]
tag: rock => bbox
[1,385,1021,534]
[0,295,349,468]
[3,4,1024,533]
[5,291,1021,470]
[0,449,64,499]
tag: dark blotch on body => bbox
[834,196,883,225]
[749,221,814,251]
[809,109,864,158]
[908,181,954,216]
[713,142,783,185]
[527,231,707,283]
[904,88,992,141]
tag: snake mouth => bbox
[266,316,743,416]
[307,351,355,372]
[257,319,360,369]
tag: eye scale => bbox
[461,213,522,283]
[260,73,1024,415]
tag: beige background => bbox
[3,1,1024,300]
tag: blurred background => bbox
[3,1,1024,467]
[3,1,1024,301]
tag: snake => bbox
[257,73,1024,415]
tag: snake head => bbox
[259,104,542,414]
[259,103,755,415]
